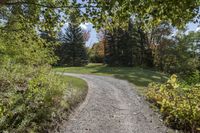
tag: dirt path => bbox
[60,73,172,133]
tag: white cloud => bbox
[80,22,94,31]
[195,27,200,32]
[80,23,87,30]
[84,23,91,26]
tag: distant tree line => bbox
[89,20,200,77]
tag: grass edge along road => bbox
[54,63,168,95]
[60,74,88,115]
[51,74,88,132]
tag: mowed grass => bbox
[54,63,168,94]
[62,75,88,91]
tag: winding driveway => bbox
[60,73,172,133]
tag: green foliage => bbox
[148,25,200,80]
[161,32,200,76]
[0,27,88,132]
[82,0,200,30]
[0,68,67,132]
[104,20,153,67]
[1,0,199,32]
[1,0,70,33]
[184,70,200,85]
[149,23,174,70]
[89,43,105,63]
[0,64,88,132]
[56,23,88,66]
[0,30,56,66]
[147,75,200,133]
[0,29,61,132]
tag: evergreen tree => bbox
[104,19,155,67]
[104,20,149,67]
[127,20,141,66]
[56,23,88,66]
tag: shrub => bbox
[184,70,200,85]
[146,75,200,133]
[0,65,69,132]
[0,30,87,132]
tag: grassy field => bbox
[54,63,168,94]
[63,75,88,91]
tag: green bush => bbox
[184,70,200,85]
[0,64,70,132]
[147,75,200,133]
[0,30,87,132]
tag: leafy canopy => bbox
[0,0,200,30]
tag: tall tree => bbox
[56,22,88,66]
[147,23,174,70]
[104,20,153,67]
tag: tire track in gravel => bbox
[60,73,173,133]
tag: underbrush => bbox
[0,29,88,132]
[147,74,200,133]
[0,64,87,132]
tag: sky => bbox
[186,22,199,32]
[80,23,98,47]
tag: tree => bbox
[159,31,200,75]
[56,23,88,66]
[1,0,199,31]
[147,23,174,70]
[89,42,105,63]
[104,20,153,67]
[81,0,200,30]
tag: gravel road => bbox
[60,73,173,133]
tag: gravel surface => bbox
[60,73,173,133]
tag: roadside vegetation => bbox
[147,75,200,133]
[0,72,87,132]
[0,30,88,132]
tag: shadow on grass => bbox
[85,65,168,87]
[54,64,168,88]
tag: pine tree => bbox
[56,23,88,66]
[104,20,153,67]
[105,21,142,66]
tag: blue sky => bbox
[186,22,199,32]
[82,22,199,47]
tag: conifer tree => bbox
[104,20,153,67]
[56,22,88,66]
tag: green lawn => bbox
[54,63,168,94]
[62,75,88,91]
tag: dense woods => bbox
[0,0,200,132]
[103,21,151,67]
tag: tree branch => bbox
[2,1,96,9]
